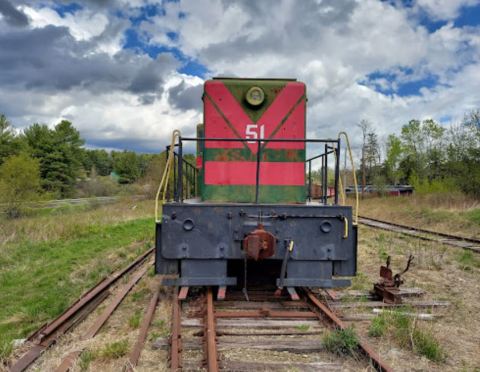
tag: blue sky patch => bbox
[362,68,440,97]
[454,3,480,28]
[52,2,82,17]
[123,27,209,78]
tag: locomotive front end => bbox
[155,78,357,291]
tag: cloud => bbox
[0,24,179,94]
[0,0,28,26]
[167,79,203,111]
[0,0,479,155]
[414,0,480,20]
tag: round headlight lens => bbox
[246,86,265,106]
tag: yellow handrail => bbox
[338,131,359,225]
[155,130,181,223]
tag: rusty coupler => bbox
[242,223,276,261]
[372,254,414,304]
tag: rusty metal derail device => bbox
[372,255,414,304]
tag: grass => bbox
[98,339,129,359]
[350,272,370,290]
[79,349,96,371]
[128,310,142,329]
[355,193,480,239]
[323,327,359,356]
[367,310,445,362]
[295,324,310,332]
[456,250,480,271]
[0,199,155,361]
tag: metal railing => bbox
[168,136,341,204]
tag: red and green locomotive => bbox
[155,78,357,295]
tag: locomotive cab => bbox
[155,78,357,292]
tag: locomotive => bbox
[155,78,357,295]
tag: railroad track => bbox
[359,216,480,253]
[8,248,155,372]
[7,248,448,372]
[167,287,394,371]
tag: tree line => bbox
[0,114,165,216]
[1,109,479,217]
[357,110,480,197]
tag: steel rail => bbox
[205,287,219,372]
[303,288,393,372]
[170,289,182,371]
[126,280,162,370]
[359,216,480,253]
[9,248,154,372]
[55,263,152,372]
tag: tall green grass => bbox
[0,217,153,360]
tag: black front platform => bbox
[156,202,357,288]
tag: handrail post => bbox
[324,144,328,204]
[177,137,183,202]
[255,140,261,204]
[173,152,177,201]
[334,139,340,204]
[308,160,312,202]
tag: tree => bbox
[399,119,446,182]
[384,134,403,184]
[358,119,371,196]
[24,121,85,197]
[0,114,23,165]
[364,131,381,181]
[82,149,113,176]
[0,154,41,218]
[112,151,141,184]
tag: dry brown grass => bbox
[346,226,480,371]
[353,193,480,238]
[0,198,154,247]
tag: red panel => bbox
[204,161,305,186]
[205,81,251,149]
[262,99,305,149]
[258,82,305,150]
[204,81,305,153]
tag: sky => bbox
[0,0,479,154]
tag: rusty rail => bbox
[9,248,154,372]
[359,216,480,253]
[303,289,393,372]
[170,289,182,371]
[126,280,162,370]
[55,263,152,372]
[205,287,219,372]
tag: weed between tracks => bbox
[368,309,445,362]
[323,327,359,357]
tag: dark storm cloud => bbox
[168,81,202,111]
[0,0,28,26]
[0,25,179,94]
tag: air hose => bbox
[155,130,181,223]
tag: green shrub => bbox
[0,153,42,218]
[323,327,359,356]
